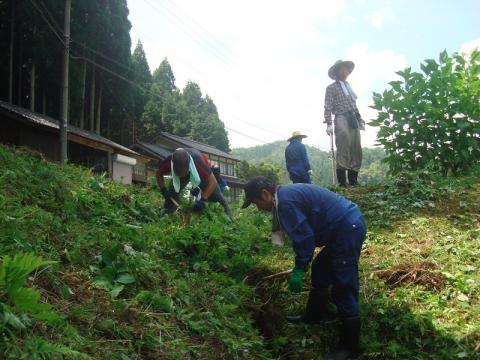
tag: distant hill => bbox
[232,141,387,184]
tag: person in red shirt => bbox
[156,148,233,220]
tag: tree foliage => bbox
[370,50,480,175]
[0,1,230,152]
[233,142,386,185]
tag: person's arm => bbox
[324,85,334,125]
[301,144,311,172]
[279,203,316,270]
[285,147,292,174]
[156,156,172,196]
[193,157,217,199]
[202,173,219,199]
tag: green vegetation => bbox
[370,49,480,175]
[0,1,230,151]
[1,144,479,359]
[233,141,386,185]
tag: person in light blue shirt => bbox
[242,176,366,360]
[285,131,312,184]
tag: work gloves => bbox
[289,267,305,293]
[326,124,333,136]
[160,187,171,199]
[193,199,205,212]
[308,169,313,175]
[190,187,200,197]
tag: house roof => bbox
[0,100,140,157]
[133,141,172,160]
[158,132,240,161]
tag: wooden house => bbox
[0,100,149,185]
[132,132,244,201]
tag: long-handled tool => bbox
[329,133,336,185]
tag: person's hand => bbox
[193,199,205,212]
[308,170,313,175]
[289,267,305,293]
[326,124,333,136]
[359,119,366,131]
[160,187,170,199]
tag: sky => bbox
[127,0,480,151]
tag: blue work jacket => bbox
[276,184,362,269]
[285,139,311,179]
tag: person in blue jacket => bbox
[242,176,366,360]
[285,131,313,184]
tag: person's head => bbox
[241,176,276,211]
[288,131,307,143]
[337,64,352,81]
[328,60,355,81]
[172,148,190,177]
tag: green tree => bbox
[131,40,152,120]
[370,50,480,175]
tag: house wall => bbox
[0,117,59,160]
[112,161,133,185]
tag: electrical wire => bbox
[141,0,234,67]
[28,0,321,148]
[29,0,65,45]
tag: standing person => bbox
[324,60,365,187]
[285,131,313,184]
[242,176,366,360]
[156,148,233,220]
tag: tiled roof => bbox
[133,142,172,160]
[0,100,139,157]
[158,132,240,161]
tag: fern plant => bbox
[0,253,58,332]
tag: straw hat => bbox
[288,131,307,142]
[328,60,355,80]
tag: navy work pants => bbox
[311,214,366,318]
[290,173,312,184]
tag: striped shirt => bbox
[324,81,359,125]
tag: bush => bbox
[370,49,480,175]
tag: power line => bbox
[162,0,238,65]
[28,0,291,147]
[37,0,63,34]
[141,0,234,67]
[29,0,65,44]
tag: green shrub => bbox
[370,49,480,175]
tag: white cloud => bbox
[365,8,394,30]
[128,1,406,150]
[368,11,385,29]
[460,38,480,55]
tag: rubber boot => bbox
[336,169,347,187]
[347,170,359,187]
[286,288,334,324]
[326,316,361,360]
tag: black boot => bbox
[336,169,347,187]
[347,170,359,187]
[286,288,334,324]
[326,316,361,360]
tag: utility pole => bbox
[60,0,71,164]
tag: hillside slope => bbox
[232,142,386,185]
[0,145,479,359]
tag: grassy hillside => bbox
[1,144,479,359]
[232,142,387,185]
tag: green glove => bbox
[289,267,305,293]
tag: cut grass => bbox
[1,144,479,359]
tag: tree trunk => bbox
[42,88,46,114]
[89,67,96,131]
[16,31,22,106]
[29,62,35,111]
[95,75,103,135]
[79,52,87,129]
[8,0,15,104]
